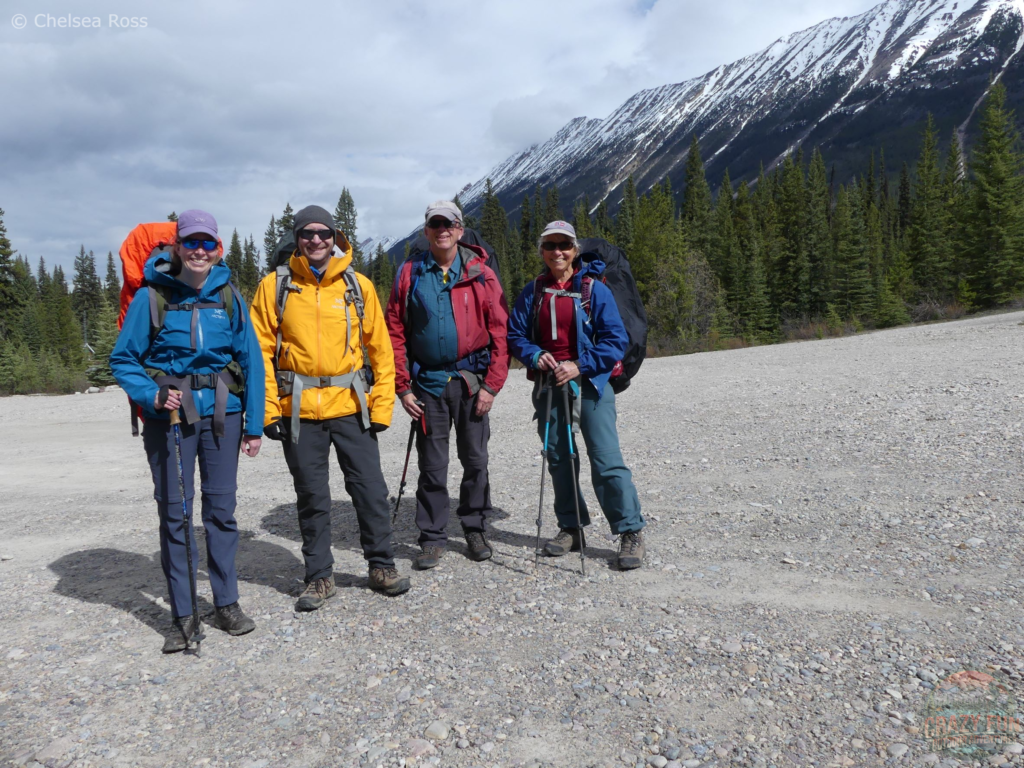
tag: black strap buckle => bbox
[190,373,217,389]
[318,376,332,387]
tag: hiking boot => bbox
[414,546,445,570]
[212,602,255,636]
[544,528,582,557]
[295,575,337,612]
[618,531,645,570]
[464,531,492,562]
[162,615,198,653]
[368,566,411,596]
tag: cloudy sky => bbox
[0,0,880,274]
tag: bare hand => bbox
[155,389,182,412]
[553,360,579,386]
[536,352,558,371]
[242,436,262,457]
[474,389,495,417]
[401,393,424,419]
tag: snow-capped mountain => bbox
[458,0,1024,218]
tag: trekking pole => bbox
[534,374,555,564]
[392,400,424,525]
[561,382,586,576]
[169,405,205,656]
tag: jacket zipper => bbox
[316,285,322,420]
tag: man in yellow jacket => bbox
[250,205,410,607]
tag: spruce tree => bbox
[615,176,638,254]
[277,204,294,244]
[240,236,261,303]
[104,252,120,311]
[897,163,913,238]
[86,298,119,386]
[777,154,810,316]
[805,150,833,316]
[263,216,279,272]
[967,81,1024,306]
[333,188,365,272]
[543,185,561,223]
[226,229,243,277]
[907,115,951,301]
[593,199,613,239]
[0,208,19,342]
[71,247,103,346]
[711,171,740,314]
[682,135,714,258]
[572,199,593,237]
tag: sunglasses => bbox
[541,241,575,252]
[426,218,462,230]
[179,238,218,251]
[297,228,334,242]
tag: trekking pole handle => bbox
[168,386,182,426]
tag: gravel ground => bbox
[1,311,1023,768]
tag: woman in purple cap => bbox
[507,220,646,570]
[110,210,265,652]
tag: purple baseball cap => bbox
[177,209,218,239]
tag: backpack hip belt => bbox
[275,368,370,443]
[146,365,243,438]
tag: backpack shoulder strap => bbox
[222,282,246,325]
[402,257,425,327]
[274,265,294,368]
[580,276,595,319]
[342,266,365,321]
[147,283,173,341]
[529,276,545,342]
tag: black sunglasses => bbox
[179,238,218,251]
[297,228,334,242]
[426,218,462,230]
[541,241,575,252]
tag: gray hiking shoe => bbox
[368,566,411,596]
[618,531,645,570]
[212,602,255,636]
[295,575,336,612]
[544,528,582,557]
[414,546,445,570]
[162,615,198,653]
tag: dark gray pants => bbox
[414,379,492,547]
[282,415,395,579]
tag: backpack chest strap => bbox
[542,287,582,341]
[149,288,227,351]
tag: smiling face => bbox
[424,217,463,258]
[296,224,335,269]
[540,235,577,279]
[173,233,221,282]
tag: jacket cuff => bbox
[480,384,497,397]
[397,388,413,400]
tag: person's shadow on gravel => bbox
[49,535,302,634]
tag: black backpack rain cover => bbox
[577,237,648,393]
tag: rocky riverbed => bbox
[2,312,1023,768]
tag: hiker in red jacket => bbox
[385,201,509,569]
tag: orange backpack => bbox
[117,222,179,328]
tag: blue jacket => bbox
[110,254,265,435]
[507,259,628,398]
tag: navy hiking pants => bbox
[143,412,242,619]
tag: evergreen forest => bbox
[1,84,1023,395]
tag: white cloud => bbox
[0,0,879,272]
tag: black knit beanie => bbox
[292,205,337,239]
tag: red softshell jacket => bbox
[385,243,510,399]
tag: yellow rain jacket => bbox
[250,242,395,429]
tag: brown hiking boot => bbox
[464,531,492,562]
[295,575,336,612]
[618,531,645,570]
[544,528,582,557]
[414,546,445,570]
[368,566,411,596]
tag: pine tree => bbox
[543,185,561,223]
[333,188,365,273]
[263,216,279,273]
[480,179,509,260]
[682,135,714,258]
[86,298,119,386]
[225,229,243,277]
[0,208,19,342]
[615,176,638,254]
[71,247,103,346]
[967,82,1024,306]
[593,199,613,240]
[371,243,394,307]
[833,187,874,320]
[104,252,120,312]
[907,115,951,301]
[777,154,810,316]
[277,204,294,244]
[167,212,178,222]
[572,198,593,237]
[805,149,833,316]
[240,236,261,303]
[711,171,740,314]
[897,163,913,239]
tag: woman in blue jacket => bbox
[110,210,265,651]
[507,221,645,570]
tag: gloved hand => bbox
[370,422,388,433]
[263,419,288,442]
